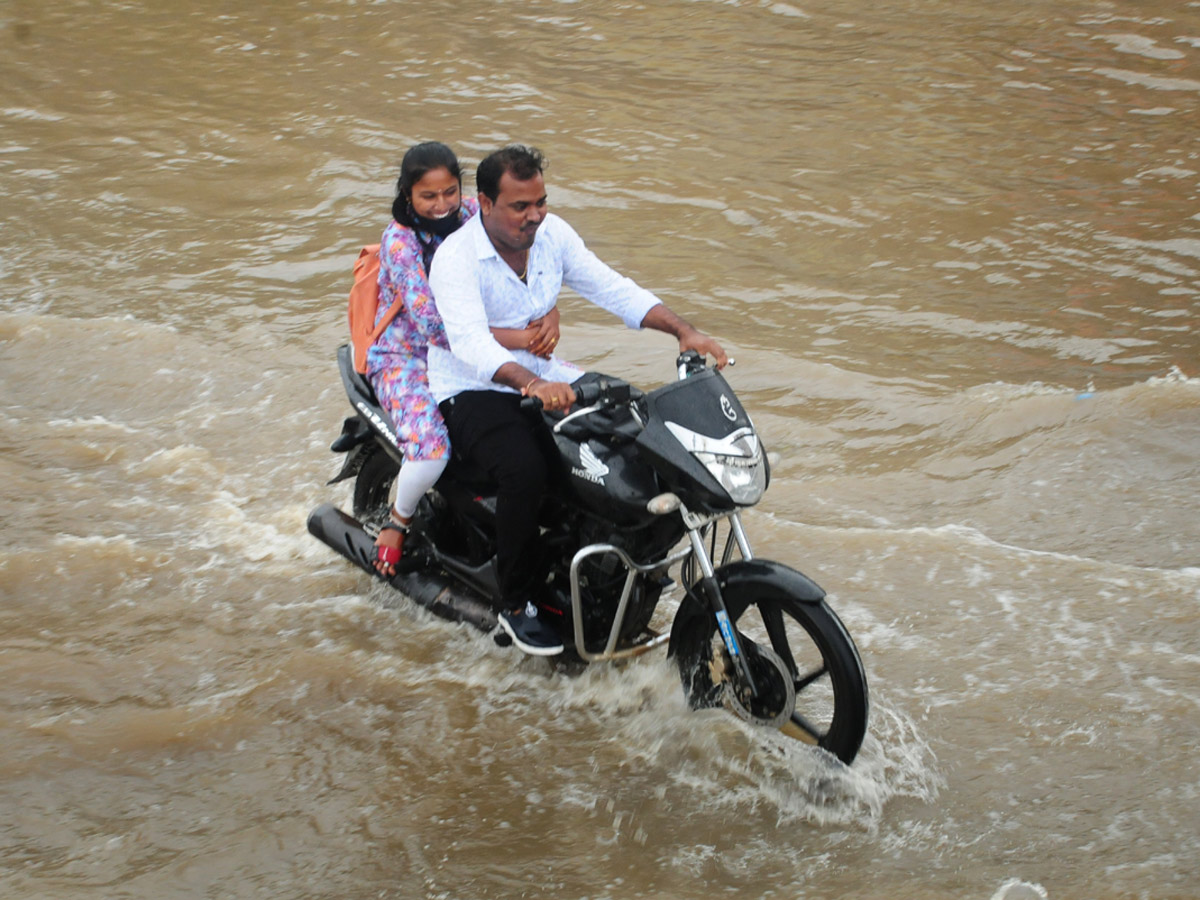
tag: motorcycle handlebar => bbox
[676,350,734,378]
[519,377,643,414]
[518,352,732,414]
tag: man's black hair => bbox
[392,141,463,224]
[476,144,546,203]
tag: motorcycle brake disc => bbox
[717,641,797,730]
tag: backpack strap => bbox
[370,293,406,345]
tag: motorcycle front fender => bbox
[667,558,826,657]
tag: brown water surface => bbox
[2,2,1199,898]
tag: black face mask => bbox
[410,203,463,238]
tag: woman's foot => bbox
[373,512,410,577]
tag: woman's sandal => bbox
[374,518,409,572]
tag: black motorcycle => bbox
[307,345,869,764]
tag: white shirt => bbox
[427,212,662,402]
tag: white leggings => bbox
[391,457,448,519]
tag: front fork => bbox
[683,508,760,698]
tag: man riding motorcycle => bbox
[427,144,727,656]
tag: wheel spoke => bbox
[794,664,828,693]
[759,603,799,679]
[780,712,823,745]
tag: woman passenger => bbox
[367,141,557,575]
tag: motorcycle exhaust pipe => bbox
[306,503,498,633]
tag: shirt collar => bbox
[469,213,500,262]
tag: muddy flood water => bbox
[2,1,1199,898]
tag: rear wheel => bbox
[352,444,399,532]
[676,584,868,764]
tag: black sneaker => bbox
[498,602,564,656]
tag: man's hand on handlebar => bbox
[678,324,729,370]
[639,305,728,370]
[522,376,576,413]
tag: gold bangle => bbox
[525,376,542,392]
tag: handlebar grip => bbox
[521,378,637,414]
[573,382,602,406]
[675,350,734,377]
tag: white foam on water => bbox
[957,367,1198,405]
[1093,32,1186,59]
[545,654,938,827]
[767,3,810,19]
[1094,66,1200,92]
[2,106,66,122]
[45,414,142,435]
[990,879,1049,900]
[194,496,331,568]
[51,532,141,552]
[266,571,944,836]
[765,512,1200,585]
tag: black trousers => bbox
[439,391,559,608]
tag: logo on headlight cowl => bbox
[720,394,737,422]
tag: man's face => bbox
[480,171,548,254]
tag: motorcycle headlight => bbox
[695,448,767,506]
[665,424,767,506]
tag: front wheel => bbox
[673,565,869,765]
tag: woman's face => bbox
[409,167,461,220]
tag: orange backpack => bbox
[347,243,404,375]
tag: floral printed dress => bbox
[365,197,479,462]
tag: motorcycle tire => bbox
[674,574,869,765]
[352,443,400,530]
